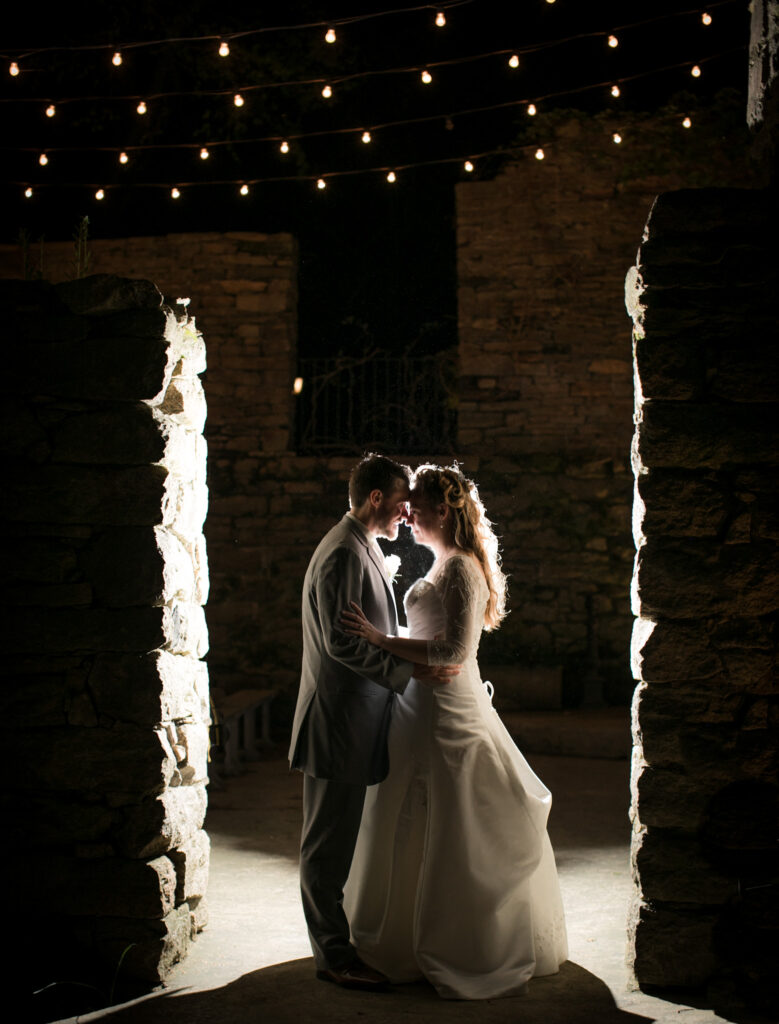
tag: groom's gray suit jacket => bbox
[289,513,412,786]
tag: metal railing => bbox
[294,352,456,454]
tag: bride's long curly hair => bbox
[412,463,508,631]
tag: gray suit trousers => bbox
[300,773,367,970]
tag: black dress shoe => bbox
[316,958,390,990]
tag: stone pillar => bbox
[1,274,210,983]
[626,190,779,1012]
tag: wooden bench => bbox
[210,688,277,783]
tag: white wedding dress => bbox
[343,553,568,1000]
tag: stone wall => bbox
[626,188,779,1012]
[1,274,210,982]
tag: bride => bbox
[340,463,568,1000]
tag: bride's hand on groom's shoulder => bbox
[340,601,385,648]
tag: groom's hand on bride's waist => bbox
[412,663,460,684]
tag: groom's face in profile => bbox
[374,480,410,541]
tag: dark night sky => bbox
[1,1,751,355]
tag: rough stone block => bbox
[55,275,163,316]
[631,761,721,832]
[157,376,207,433]
[629,895,719,989]
[50,404,166,465]
[632,826,737,905]
[633,539,779,620]
[3,792,113,850]
[9,723,178,798]
[88,651,209,726]
[630,618,721,683]
[33,853,176,918]
[169,829,210,902]
[115,784,208,858]
[92,903,192,981]
[169,721,210,784]
[80,526,199,607]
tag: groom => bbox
[289,453,456,989]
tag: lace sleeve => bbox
[427,556,485,665]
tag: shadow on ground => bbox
[76,958,655,1024]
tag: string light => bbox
[95,188,105,200]
[321,84,332,98]
[608,34,619,48]
[682,116,692,128]
[9,61,19,76]
[464,160,474,172]
[702,12,712,26]
[233,93,244,106]
[171,187,180,198]
[119,151,128,163]
[200,147,210,160]
[691,64,701,77]
[293,377,304,394]
[280,139,289,153]
[316,178,326,189]
[45,104,55,117]
[325,27,336,43]
[508,54,520,68]
[361,130,371,143]
[535,148,545,160]
[421,69,432,84]
[611,84,621,97]
[386,170,396,182]
[24,186,33,198]
[218,40,230,57]
[546,0,556,4]
[112,51,122,66]
[136,100,147,114]
[612,132,622,144]
[240,184,249,195]
[38,152,48,165]
[527,103,537,116]
[435,11,446,27]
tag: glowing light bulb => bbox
[325,27,336,43]
[421,69,432,84]
[608,34,619,48]
[464,160,474,172]
[45,104,55,117]
[24,187,32,198]
[200,147,210,160]
[9,61,19,76]
[527,103,537,116]
[386,171,396,183]
[316,178,326,190]
[112,51,122,66]
[293,377,304,394]
[219,40,230,57]
[280,140,289,153]
[171,187,181,199]
[691,65,701,78]
[39,153,48,166]
[321,84,332,98]
[435,11,446,27]
[612,132,622,144]
[508,54,520,69]
[361,131,371,144]
[535,148,545,160]
[702,12,712,26]
[611,84,621,97]
[240,184,249,196]
[119,151,128,163]
[546,0,556,4]
[682,116,692,128]
[95,188,105,200]
[137,100,147,114]
[233,93,244,106]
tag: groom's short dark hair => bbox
[349,453,410,508]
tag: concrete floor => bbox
[61,745,756,1024]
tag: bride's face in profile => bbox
[406,490,443,549]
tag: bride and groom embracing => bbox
[288,454,567,1000]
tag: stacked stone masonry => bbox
[1,274,210,982]
[626,188,779,1010]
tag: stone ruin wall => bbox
[1,274,210,981]
[626,188,779,1010]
